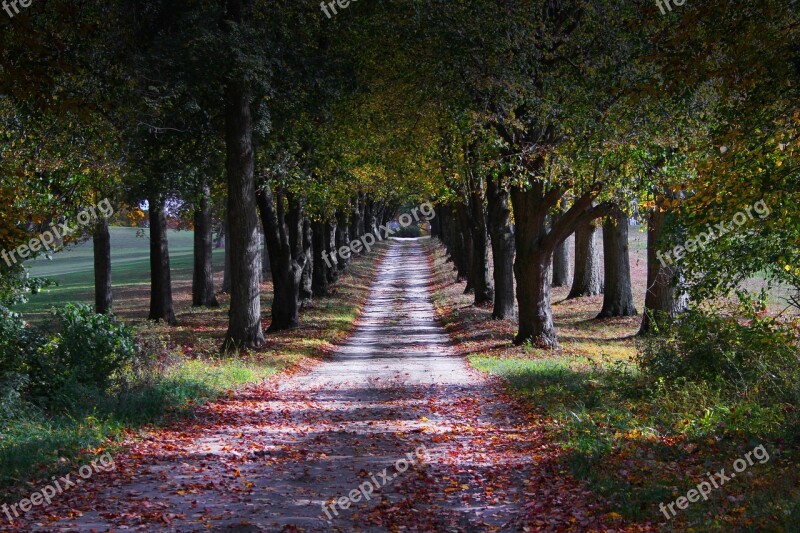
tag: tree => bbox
[257,183,307,331]
[147,197,177,325]
[192,181,219,308]
[222,0,265,350]
[567,219,603,299]
[597,209,637,318]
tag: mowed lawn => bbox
[14,227,224,320]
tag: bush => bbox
[636,307,799,402]
[0,304,138,410]
[0,307,43,376]
[0,308,42,419]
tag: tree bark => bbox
[551,200,572,287]
[552,237,571,287]
[455,203,475,293]
[193,182,219,308]
[350,194,364,243]
[325,220,338,284]
[300,218,313,305]
[262,232,271,275]
[363,197,376,237]
[335,209,350,271]
[148,197,177,325]
[597,209,637,318]
[450,206,469,280]
[486,176,515,318]
[511,184,558,347]
[311,222,333,297]
[467,176,494,305]
[639,199,688,334]
[222,215,231,293]
[93,217,112,315]
[257,184,306,331]
[510,169,612,347]
[222,78,264,350]
[222,238,232,293]
[214,220,225,249]
[567,219,603,298]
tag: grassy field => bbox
[14,227,224,318]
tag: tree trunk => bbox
[363,197,375,237]
[639,199,688,334]
[568,220,603,298]
[93,217,112,315]
[335,209,350,271]
[455,203,475,293]
[597,210,637,318]
[312,220,332,297]
[551,200,572,287]
[222,78,264,350]
[214,220,225,249]
[299,218,313,306]
[257,184,306,331]
[486,176,514,318]
[350,194,364,244]
[510,166,612,347]
[326,220,338,283]
[222,216,231,293]
[262,233,271,275]
[511,185,558,347]
[449,206,469,280]
[515,250,557,347]
[193,182,219,308]
[222,237,232,293]
[148,198,177,325]
[468,178,494,305]
[552,237,571,287]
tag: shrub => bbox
[0,305,135,409]
[636,307,799,402]
[0,307,43,376]
[55,304,136,389]
[0,308,42,418]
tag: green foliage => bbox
[394,225,423,238]
[0,264,57,308]
[0,307,43,375]
[33,305,136,404]
[636,307,799,403]
[0,304,136,411]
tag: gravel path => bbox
[17,240,586,532]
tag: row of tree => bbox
[1,0,797,352]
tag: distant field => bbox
[14,227,224,318]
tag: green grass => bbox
[14,227,224,316]
[0,355,279,494]
[471,353,800,529]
